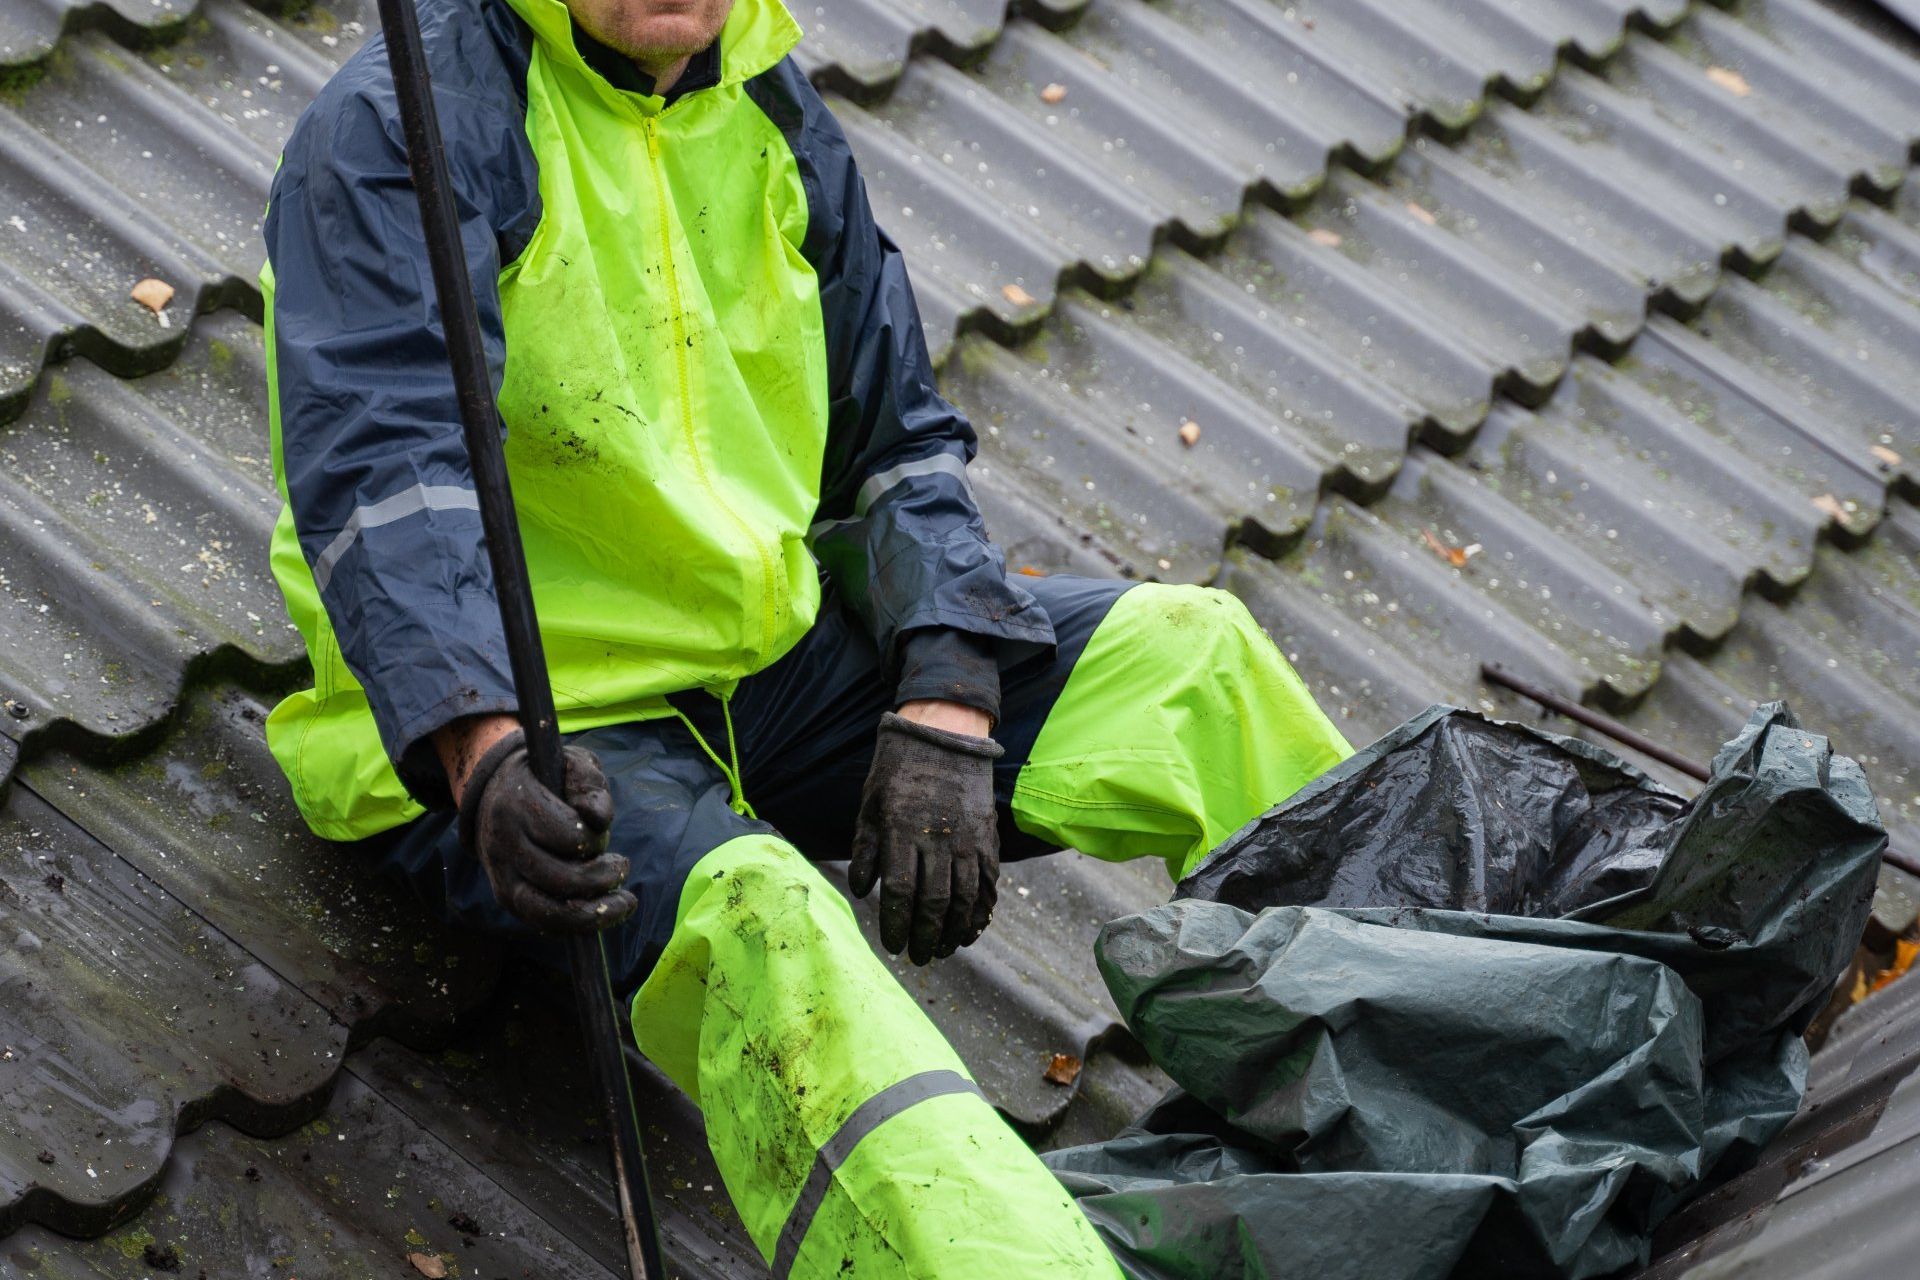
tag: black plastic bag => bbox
[1045,705,1884,1280]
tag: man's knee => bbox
[628,835,877,1093]
[1081,582,1287,710]
[1127,582,1264,656]
[1119,582,1347,762]
[1014,581,1349,875]
[685,835,856,944]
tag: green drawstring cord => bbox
[719,695,756,819]
[671,691,757,819]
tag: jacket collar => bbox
[571,18,722,100]
[505,0,800,106]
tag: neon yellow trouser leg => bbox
[1013,583,1354,882]
[631,835,1123,1279]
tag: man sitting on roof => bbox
[261,0,1351,1272]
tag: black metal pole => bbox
[374,2,663,1274]
[1480,664,1708,781]
[1482,663,1920,880]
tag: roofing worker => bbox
[261,0,1351,1272]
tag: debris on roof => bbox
[1056,704,1882,1278]
[1,0,1918,1274]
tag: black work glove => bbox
[848,712,1004,966]
[457,729,637,933]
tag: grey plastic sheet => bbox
[1045,705,1885,1280]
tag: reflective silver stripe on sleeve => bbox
[807,452,973,544]
[770,1069,984,1278]
[854,453,972,513]
[310,483,481,593]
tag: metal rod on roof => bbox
[1481,663,1920,880]
[374,0,662,1275]
[1481,665,1709,781]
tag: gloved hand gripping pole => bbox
[373,1,665,1274]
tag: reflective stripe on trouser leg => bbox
[1012,583,1353,882]
[630,835,1123,1279]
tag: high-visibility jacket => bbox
[262,0,1052,839]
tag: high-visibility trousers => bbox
[380,575,1351,1277]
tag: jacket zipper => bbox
[643,114,782,662]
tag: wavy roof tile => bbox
[0,0,1707,422]
[2,0,1919,1272]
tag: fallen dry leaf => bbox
[1421,528,1479,569]
[1871,938,1920,995]
[1812,493,1849,522]
[1871,444,1902,468]
[1039,82,1067,105]
[1405,201,1438,227]
[1016,564,1046,577]
[1001,283,1037,308]
[131,277,175,314]
[1307,227,1343,249]
[1178,420,1201,448]
[1705,66,1752,97]
[407,1252,448,1279]
[1043,1053,1082,1086]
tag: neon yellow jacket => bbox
[262,0,1052,839]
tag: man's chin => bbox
[609,15,723,63]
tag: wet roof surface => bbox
[2,0,1919,1275]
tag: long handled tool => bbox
[374,1,665,1273]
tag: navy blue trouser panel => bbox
[372,574,1134,992]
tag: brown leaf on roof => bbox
[1421,528,1479,569]
[1871,445,1901,468]
[1039,82,1067,105]
[131,278,175,314]
[1705,66,1752,97]
[1812,493,1849,522]
[1405,201,1438,226]
[1178,420,1201,448]
[1307,227,1343,248]
[1043,1053,1082,1086]
[1871,939,1920,995]
[1001,283,1037,308]
[408,1251,449,1278]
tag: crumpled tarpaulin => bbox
[1044,704,1885,1280]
